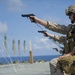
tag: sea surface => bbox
[0,55,60,64]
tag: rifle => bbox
[21,14,35,22]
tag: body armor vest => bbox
[62,24,75,54]
[67,23,75,53]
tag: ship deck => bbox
[0,62,50,75]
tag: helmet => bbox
[65,4,75,16]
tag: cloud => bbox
[8,0,24,12]
[0,22,8,33]
[33,37,56,50]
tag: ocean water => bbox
[0,55,60,64]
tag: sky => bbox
[0,0,75,57]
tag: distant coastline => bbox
[0,55,60,64]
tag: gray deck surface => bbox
[0,62,50,75]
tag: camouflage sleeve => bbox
[45,21,68,34]
[52,35,66,44]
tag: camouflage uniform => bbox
[50,58,66,75]
[46,22,70,75]
[48,33,66,44]
[46,21,75,75]
[45,4,75,75]
[28,4,75,75]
